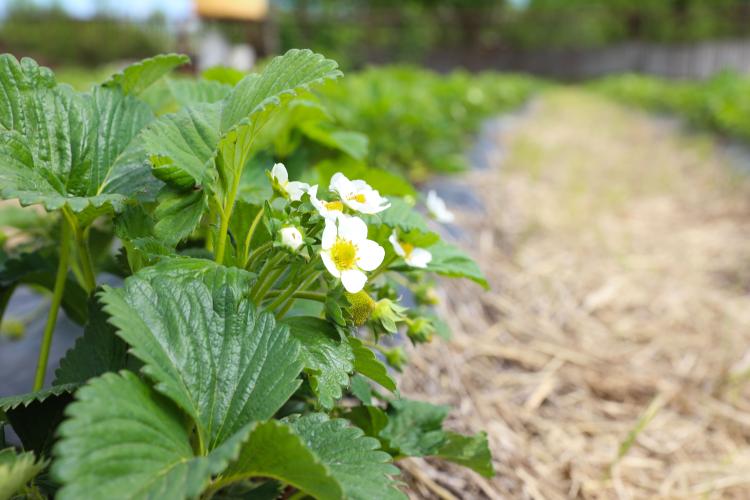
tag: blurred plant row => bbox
[6,1,750,71]
[593,72,750,142]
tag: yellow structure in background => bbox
[195,0,268,20]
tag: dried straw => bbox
[401,90,750,499]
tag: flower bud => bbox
[384,346,408,371]
[371,298,407,334]
[407,317,435,343]
[279,226,304,251]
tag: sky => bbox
[0,0,193,20]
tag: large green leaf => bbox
[285,316,354,410]
[222,414,404,500]
[0,448,46,500]
[288,414,405,500]
[103,53,190,96]
[220,49,341,133]
[0,55,156,219]
[364,197,434,235]
[54,371,249,500]
[220,420,342,499]
[101,273,302,450]
[426,241,489,289]
[216,50,342,196]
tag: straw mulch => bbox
[400,90,750,499]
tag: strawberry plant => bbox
[0,50,491,499]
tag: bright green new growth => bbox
[0,49,495,499]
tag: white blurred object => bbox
[197,30,255,72]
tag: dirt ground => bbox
[401,90,750,499]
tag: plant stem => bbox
[249,252,285,301]
[33,221,70,391]
[244,241,272,271]
[76,226,97,293]
[368,254,397,281]
[241,207,265,267]
[276,271,322,317]
[214,171,243,264]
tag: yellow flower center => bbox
[331,238,357,270]
[401,242,415,258]
[325,200,344,211]
[348,193,367,203]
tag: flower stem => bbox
[241,207,265,267]
[62,207,96,293]
[275,271,322,317]
[244,241,272,271]
[249,252,286,302]
[33,221,71,391]
[214,171,243,264]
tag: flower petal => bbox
[329,172,351,194]
[287,181,309,201]
[356,239,385,271]
[272,163,288,184]
[337,215,368,243]
[406,248,432,268]
[341,269,367,293]
[388,232,405,257]
[321,218,337,249]
[321,251,340,278]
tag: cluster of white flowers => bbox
[271,163,445,293]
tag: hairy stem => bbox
[214,169,244,264]
[244,241,272,271]
[276,271,323,317]
[33,221,71,391]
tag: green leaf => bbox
[435,432,493,478]
[0,55,156,220]
[344,405,389,440]
[53,295,135,385]
[288,413,405,500]
[349,374,373,405]
[101,273,302,449]
[382,399,450,457]
[1,385,76,456]
[426,241,489,289]
[216,50,342,195]
[167,78,232,106]
[202,66,246,86]
[285,316,355,410]
[103,53,190,95]
[0,448,46,500]
[223,414,405,500]
[0,384,78,414]
[221,420,342,499]
[141,103,221,189]
[54,371,249,500]
[349,338,396,392]
[220,49,341,133]
[301,125,369,160]
[381,399,493,477]
[153,187,207,244]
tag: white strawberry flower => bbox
[280,226,304,251]
[271,163,309,201]
[320,214,385,293]
[308,185,344,219]
[329,172,390,214]
[426,190,454,223]
[389,231,432,268]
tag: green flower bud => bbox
[371,298,407,334]
[384,346,408,372]
[414,283,439,306]
[346,291,376,326]
[407,316,435,343]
